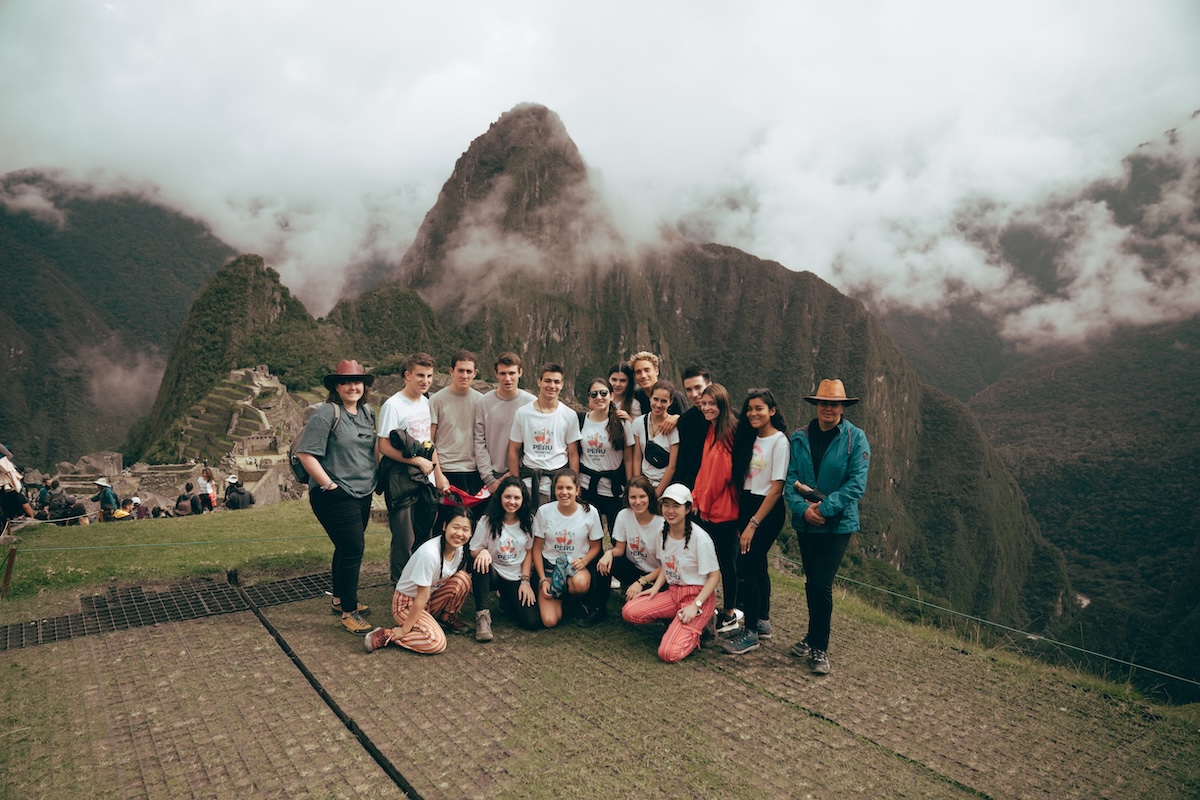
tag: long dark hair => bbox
[608,362,636,415]
[485,475,533,539]
[588,378,626,451]
[438,503,472,573]
[732,388,787,484]
[702,383,737,451]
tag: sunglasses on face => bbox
[587,390,610,399]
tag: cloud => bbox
[72,344,166,415]
[0,0,1197,335]
[0,178,67,227]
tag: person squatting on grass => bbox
[296,359,379,635]
[723,388,789,655]
[621,483,721,663]
[365,504,474,655]
[532,468,604,628]
[597,475,664,601]
[469,476,541,641]
[783,379,870,676]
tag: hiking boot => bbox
[810,648,831,675]
[577,604,606,628]
[722,628,760,655]
[438,611,471,635]
[715,608,744,634]
[331,600,370,616]
[364,626,391,653]
[756,618,773,639]
[341,611,372,635]
[475,610,493,642]
[790,637,812,659]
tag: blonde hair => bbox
[628,351,659,370]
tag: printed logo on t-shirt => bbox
[748,441,767,478]
[531,425,554,454]
[586,429,607,457]
[664,553,680,584]
[628,535,647,559]
[553,528,573,552]
[497,536,518,563]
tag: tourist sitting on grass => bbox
[597,476,663,602]
[113,498,135,520]
[532,468,603,628]
[365,504,474,655]
[468,476,541,642]
[621,484,720,664]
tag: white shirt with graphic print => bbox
[612,508,663,573]
[744,430,789,496]
[469,518,534,583]
[655,522,719,587]
[534,502,603,565]
[579,416,633,498]
[395,537,463,597]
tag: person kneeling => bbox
[365,505,474,655]
[621,484,720,663]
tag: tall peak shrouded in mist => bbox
[390,102,625,312]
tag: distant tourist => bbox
[364,504,474,655]
[621,484,720,663]
[507,362,581,507]
[224,477,255,510]
[65,496,89,525]
[295,359,378,636]
[175,483,200,515]
[113,498,135,520]
[784,379,870,676]
[90,478,119,523]
[132,496,151,520]
[429,349,484,495]
[197,468,216,512]
[376,352,440,585]
[532,469,603,628]
[723,388,789,656]
[473,352,535,494]
[468,475,541,641]
[0,454,34,528]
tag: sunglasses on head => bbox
[588,389,610,399]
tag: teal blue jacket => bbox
[783,418,870,535]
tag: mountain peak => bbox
[392,103,623,307]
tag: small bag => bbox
[642,416,671,469]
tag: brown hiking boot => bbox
[340,611,372,635]
[475,610,493,642]
[438,611,471,635]
[331,600,370,616]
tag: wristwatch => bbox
[693,598,703,610]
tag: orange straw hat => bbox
[803,379,860,406]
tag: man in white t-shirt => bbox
[474,352,535,493]
[377,352,440,584]
[508,362,581,506]
[429,349,484,495]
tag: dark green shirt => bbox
[297,403,378,498]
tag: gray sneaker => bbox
[756,618,773,639]
[790,637,811,659]
[810,648,831,675]
[721,628,760,655]
[475,609,493,643]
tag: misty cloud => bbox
[1,1,1198,337]
[0,178,67,228]
[73,345,166,415]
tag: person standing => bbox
[296,359,378,635]
[674,366,712,489]
[723,389,788,655]
[90,478,119,522]
[377,352,440,584]
[197,468,217,512]
[628,351,689,424]
[607,362,641,422]
[632,380,680,496]
[507,362,581,507]
[430,350,484,495]
[784,379,870,676]
[692,383,742,635]
[577,377,634,534]
[474,352,536,494]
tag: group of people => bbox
[298,351,870,674]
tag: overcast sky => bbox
[2,0,1198,344]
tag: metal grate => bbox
[0,571,398,652]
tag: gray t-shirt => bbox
[429,386,482,473]
[474,389,535,484]
[297,403,377,498]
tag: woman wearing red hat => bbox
[296,359,378,635]
[783,379,870,676]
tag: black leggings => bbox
[735,492,784,628]
[310,488,371,611]
[700,517,740,613]
[797,530,852,651]
[472,567,542,630]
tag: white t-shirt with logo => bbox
[395,536,463,597]
[744,430,789,496]
[510,402,582,494]
[579,415,633,498]
[469,518,534,583]
[633,414,680,486]
[655,522,719,587]
[378,392,432,445]
[612,508,663,573]
[534,502,603,564]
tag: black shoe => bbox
[577,604,607,628]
